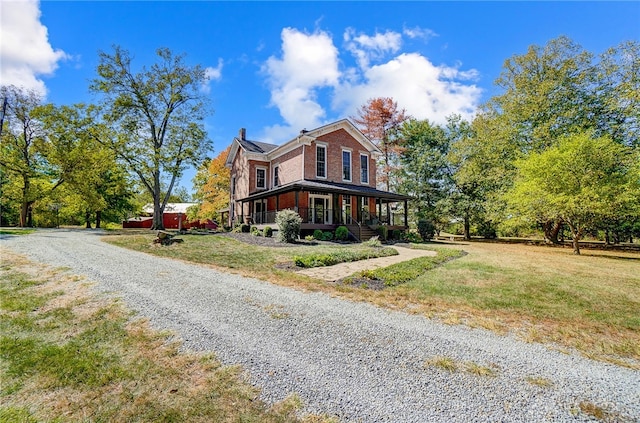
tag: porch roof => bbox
[238,179,412,203]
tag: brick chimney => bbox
[239,128,246,140]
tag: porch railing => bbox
[240,207,364,226]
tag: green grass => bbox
[348,247,465,286]
[0,228,35,235]
[101,232,640,367]
[293,246,397,268]
[0,251,332,422]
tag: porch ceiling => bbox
[238,179,412,203]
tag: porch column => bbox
[294,190,299,212]
[378,198,382,219]
[404,199,408,228]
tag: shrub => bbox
[313,229,324,240]
[335,226,349,241]
[263,226,273,238]
[392,229,403,240]
[322,231,333,241]
[275,209,302,243]
[477,221,497,239]
[403,230,421,243]
[240,223,250,233]
[417,219,436,241]
[376,225,388,241]
[250,226,261,236]
[293,247,398,268]
[304,235,315,241]
[363,235,381,247]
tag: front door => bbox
[254,200,265,223]
[309,195,332,224]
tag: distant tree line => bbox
[352,37,639,254]
[0,47,212,230]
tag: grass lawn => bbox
[0,249,332,423]
[103,232,640,368]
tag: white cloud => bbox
[262,27,340,141]
[344,28,402,69]
[334,53,481,124]
[0,0,68,95]
[261,26,481,141]
[403,26,438,41]
[201,58,224,94]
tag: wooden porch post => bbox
[378,198,382,219]
[404,200,408,228]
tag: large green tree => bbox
[469,37,639,241]
[90,46,212,230]
[37,103,135,228]
[0,85,56,227]
[507,132,640,254]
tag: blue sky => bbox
[2,1,638,193]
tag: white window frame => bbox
[316,144,327,179]
[255,166,267,189]
[360,153,369,184]
[342,149,352,182]
[273,165,280,187]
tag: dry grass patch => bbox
[525,376,554,388]
[424,355,498,377]
[0,248,332,423]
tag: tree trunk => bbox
[95,210,102,229]
[85,211,92,229]
[543,220,562,244]
[463,213,471,240]
[150,170,165,230]
[19,176,30,227]
[567,222,582,255]
[26,203,33,227]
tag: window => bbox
[316,145,326,178]
[231,176,236,196]
[256,168,266,189]
[360,154,369,184]
[342,150,351,181]
[274,166,279,187]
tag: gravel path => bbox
[1,229,638,422]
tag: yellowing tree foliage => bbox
[192,145,230,221]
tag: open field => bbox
[0,250,331,423]
[103,232,640,367]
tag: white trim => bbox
[309,193,332,225]
[255,166,267,189]
[316,143,327,179]
[360,153,369,185]
[272,164,280,188]
[342,149,352,182]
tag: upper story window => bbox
[360,154,369,184]
[316,145,326,178]
[231,176,236,196]
[342,150,352,182]
[256,167,266,189]
[273,166,280,187]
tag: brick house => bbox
[225,119,410,240]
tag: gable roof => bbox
[237,138,278,154]
[225,119,380,168]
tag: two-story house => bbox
[225,119,410,241]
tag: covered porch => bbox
[232,180,411,240]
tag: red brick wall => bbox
[273,146,303,186]
[248,160,270,193]
[303,128,376,187]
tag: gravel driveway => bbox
[1,229,638,422]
